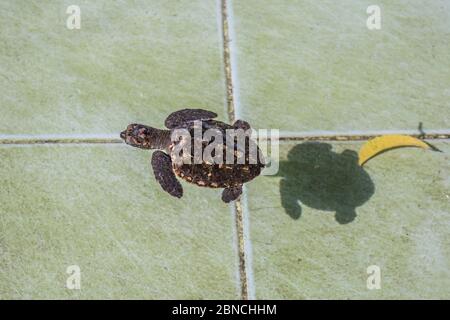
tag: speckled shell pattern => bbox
[169,120,264,188]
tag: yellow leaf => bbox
[358,135,430,166]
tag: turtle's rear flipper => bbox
[233,119,251,131]
[222,185,243,203]
[151,151,183,198]
[165,109,218,128]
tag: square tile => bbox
[246,140,450,299]
[0,0,226,135]
[232,0,450,132]
[0,145,238,299]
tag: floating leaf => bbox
[358,135,431,166]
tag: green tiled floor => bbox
[0,1,449,299]
[0,0,237,299]
[0,0,225,135]
[247,141,450,299]
[0,145,238,299]
[232,0,450,132]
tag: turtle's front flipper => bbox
[222,185,243,203]
[165,109,218,128]
[151,151,183,198]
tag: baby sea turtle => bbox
[120,109,265,203]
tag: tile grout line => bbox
[0,139,123,145]
[221,0,236,122]
[274,130,450,141]
[239,185,255,299]
[0,131,449,145]
[221,0,252,300]
[0,134,122,144]
[273,132,450,142]
[0,133,450,145]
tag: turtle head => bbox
[121,124,170,150]
[121,124,153,149]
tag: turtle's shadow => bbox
[276,142,375,224]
